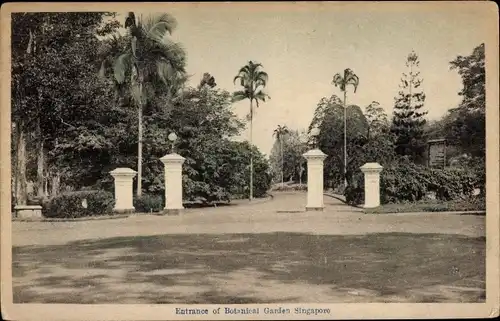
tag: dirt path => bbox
[12,193,484,247]
[11,193,486,303]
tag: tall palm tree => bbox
[273,125,290,187]
[99,12,186,197]
[332,68,359,188]
[233,61,270,201]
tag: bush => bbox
[345,185,364,206]
[380,158,478,203]
[271,183,307,192]
[365,195,486,214]
[428,167,476,200]
[343,157,480,205]
[134,194,163,213]
[43,190,115,218]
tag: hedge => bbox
[43,190,115,219]
[271,183,308,192]
[345,159,482,206]
[134,194,163,213]
[365,195,486,214]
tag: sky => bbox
[122,3,489,156]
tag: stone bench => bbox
[14,205,43,219]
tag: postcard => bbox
[1,1,499,320]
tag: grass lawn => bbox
[365,197,486,214]
[13,232,485,303]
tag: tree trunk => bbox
[343,90,348,188]
[51,172,60,197]
[16,127,28,205]
[280,138,284,187]
[137,84,143,197]
[44,174,48,196]
[249,100,253,201]
[36,119,45,197]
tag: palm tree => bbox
[198,72,217,89]
[273,125,290,187]
[233,61,270,201]
[332,68,359,188]
[99,12,187,197]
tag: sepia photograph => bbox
[1,1,499,320]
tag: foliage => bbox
[345,184,364,206]
[239,142,273,198]
[307,95,397,191]
[233,60,271,200]
[331,68,360,185]
[315,99,368,187]
[270,183,307,192]
[365,195,485,214]
[345,157,480,206]
[198,72,217,88]
[232,61,270,113]
[445,44,485,158]
[105,85,271,205]
[98,11,188,196]
[270,126,308,184]
[391,51,428,164]
[450,44,485,113]
[134,194,163,213]
[43,190,115,218]
[381,158,478,204]
[422,44,485,167]
[99,12,187,101]
[181,139,272,202]
[11,12,121,204]
[362,101,397,164]
[332,68,359,95]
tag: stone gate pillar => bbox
[303,149,327,211]
[360,162,383,208]
[110,167,137,213]
[160,153,186,215]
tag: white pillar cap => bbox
[303,149,327,160]
[360,162,383,173]
[160,153,186,164]
[110,167,137,178]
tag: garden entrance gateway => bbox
[109,147,384,213]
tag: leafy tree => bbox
[198,72,217,89]
[362,101,397,165]
[332,68,359,186]
[391,51,428,164]
[11,12,119,204]
[308,95,343,132]
[445,44,485,158]
[103,84,268,204]
[232,60,270,201]
[365,101,389,139]
[308,96,398,191]
[272,125,290,187]
[270,128,308,185]
[309,97,368,189]
[99,11,187,197]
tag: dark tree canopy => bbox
[445,44,486,158]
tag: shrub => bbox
[43,190,115,218]
[344,157,480,205]
[365,195,486,214]
[271,183,307,192]
[134,194,163,213]
[345,185,364,206]
[428,167,476,200]
[379,158,478,203]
